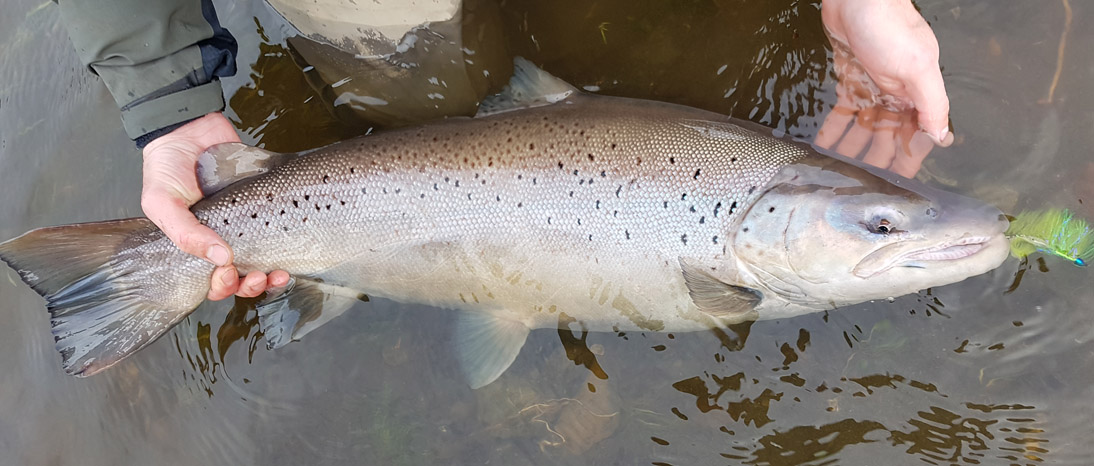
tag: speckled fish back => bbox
[194,94,811,280]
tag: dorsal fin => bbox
[475,57,579,117]
[196,143,293,196]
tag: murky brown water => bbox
[2,0,1092,464]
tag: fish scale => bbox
[192,96,808,333]
[0,59,1008,381]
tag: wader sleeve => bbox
[56,0,237,146]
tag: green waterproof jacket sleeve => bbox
[56,0,237,146]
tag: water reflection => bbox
[3,0,1094,464]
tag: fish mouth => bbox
[853,235,996,278]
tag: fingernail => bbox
[936,128,949,145]
[220,269,236,286]
[206,245,230,266]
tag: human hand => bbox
[141,112,290,300]
[815,0,954,178]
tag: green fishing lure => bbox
[1007,208,1094,266]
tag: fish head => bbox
[731,158,1010,309]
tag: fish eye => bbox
[867,218,894,235]
[926,207,938,218]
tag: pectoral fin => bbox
[256,277,367,349]
[455,311,531,389]
[679,258,762,319]
[196,143,294,196]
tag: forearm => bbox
[56,0,237,144]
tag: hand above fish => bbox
[815,0,955,178]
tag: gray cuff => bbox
[118,81,225,139]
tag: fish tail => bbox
[0,218,209,377]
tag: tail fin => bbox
[0,218,209,377]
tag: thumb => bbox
[906,67,953,147]
[141,191,233,266]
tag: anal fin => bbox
[456,311,531,389]
[257,277,367,349]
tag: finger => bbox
[236,271,269,298]
[141,192,233,266]
[861,110,902,169]
[891,130,934,178]
[268,270,292,288]
[834,106,879,158]
[905,66,952,146]
[208,265,240,301]
[816,106,855,150]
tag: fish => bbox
[0,58,1010,386]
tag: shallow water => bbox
[1,0,1092,464]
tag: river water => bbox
[1,1,1091,464]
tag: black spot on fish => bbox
[663,201,668,209]
[558,162,564,170]
[323,175,330,183]
[315,204,321,211]
[250,213,257,219]
[283,226,289,231]
[529,143,536,150]
[577,218,582,225]
[573,169,579,176]
[496,195,501,202]
[517,174,523,180]
[693,169,701,179]
[587,154,595,161]
[669,157,676,164]
[699,216,705,224]
[743,227,750,233]
[588,234,593,241]
[280,209,285,215]
[265,221,269,226]
[713,235,719,244]
[383,188,388,194]
[304,195,310,201]
[445,177,450,182]
[600,170,606,177]
[340,200,346,206]
[613,210,618,217]
[533,178,537,185]
[223,219,229,225]
[714,202,722,217]
[420,194,425,199]
[517,202,523,208]
[433,183,439,191]
[681,193,687,201]
[730,201,738,214]
[303,217,308,223]
[611,143,617,150]
[580,179,586,185]
[569,191,575,197]
[266,192,273,201]
[292,200,299,208]
[681,234,688,245]
[595,200,600,209]
[361,188,367,194]
[230,198,238,205]
[350,167,356,174]
[731,157,737,163]
[768,206,775,213]
[749,186,757,194]
[454,181,460,187]
[238,232,243,238]
[548,217,552,224]
[615,185,622,198]
[625,230,630,240]
[690,206,696,213]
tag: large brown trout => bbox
[0,59,1009,386]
